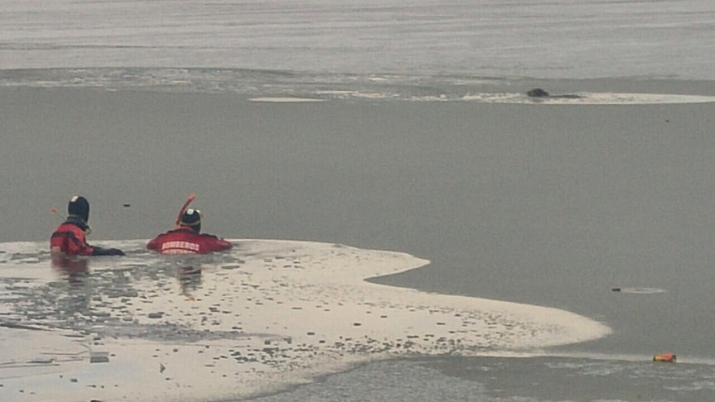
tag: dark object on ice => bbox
[527,88,582,99]
[90,352,110,363]
[611,288,622,292]
[527,88,550,97]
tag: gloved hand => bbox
[93,247,125,256]
[106,248,125,256]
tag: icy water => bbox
[3,1,715,401]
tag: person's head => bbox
[68,195,90,223]
[180,208,202,233]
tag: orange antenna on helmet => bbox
[50,206,64,221]
[175,193,196,227]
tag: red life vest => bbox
[147,227,233,254]
[50,222,94,256]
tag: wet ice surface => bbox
[4,68,715,105]
[252,356,715,402]
[0,239,609,401]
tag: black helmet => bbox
[68,195,90,223]
[180,208,202,233]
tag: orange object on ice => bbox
[653,353,676,363]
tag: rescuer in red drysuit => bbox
[50,195,125,256]
[147,208,233,254]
